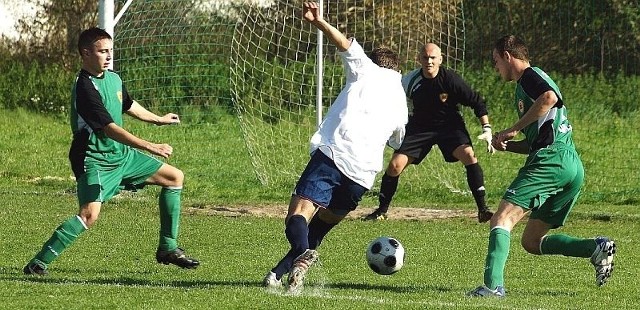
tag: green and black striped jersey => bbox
[69,69,134,177]
[515,67,575,151]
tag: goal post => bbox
[98,0,134,70]
[110,0,467,191]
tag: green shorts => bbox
[503,146,584,228]
[76,148,163,206]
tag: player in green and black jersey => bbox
[24,27,199,276]
[468,35,616,298]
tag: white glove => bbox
[477,124,496,154]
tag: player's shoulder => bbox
[401,68,422,89]
[439,67,463,80]
[519,67,550,88]
[104,69,123,80]
[75,69,94,89]
[402,68,422,80]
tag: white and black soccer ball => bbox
[366,236,405,275]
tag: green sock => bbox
[158,187,181,251]
[483,227,510,290]
[31,215,87,267]
[540,234,596,257]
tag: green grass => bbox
[1,109,638,309]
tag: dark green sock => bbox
[540,234,596,257]
[158,187,181,251]
[483,227,510,290]
[31,215,87,267]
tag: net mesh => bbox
[115,0,466,189]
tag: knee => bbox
[521,236,542,255]
[386,161,405,176]
[79,212,99,228]
[456,146,477,164]
[174,168,184,186]
[317,208,345,224]
[166,167,184,187]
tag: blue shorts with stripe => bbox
[293,151,367,216]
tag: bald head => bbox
[417,43,443,78]
[421,43,441,55]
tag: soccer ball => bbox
[366,236,405,275]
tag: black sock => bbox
[378,173,399,213]
[272,249,296,279]
[270,215,310,279]
[307,213,337,249]
[285,214,309,256]
[465,163,487,211]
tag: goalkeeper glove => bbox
[477,124,496,154]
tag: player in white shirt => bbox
[262,2,408,293]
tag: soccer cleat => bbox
[156,247,200,269]
[262,271,282,289]
[590,236,616,286]
[23,262,48,276]
[362,208,388,221]
[287,249,319,294]
[467,285,506,298]
[477,209,494,223]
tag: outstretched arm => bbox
[303,2,351,52]
[126,100,180,125]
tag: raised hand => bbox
[303,2,321,23]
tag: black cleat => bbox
[362,208,388,221]
[23,262,48,276]
[478,209,494,223]
[156,247,200,269]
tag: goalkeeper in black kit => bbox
[363,43,496,223]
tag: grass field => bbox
[1,109,638,309]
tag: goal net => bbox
[114,0,466,192]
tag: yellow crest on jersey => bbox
[518,99,524,113]
[117,91,123,103]
[439,93,448,103]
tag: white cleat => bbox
[591,236,616,286]
[467,285,506,298]
[262,271,282,289]
[287,249,319,294]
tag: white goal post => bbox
[103,0,467,191]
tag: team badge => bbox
[439,93,448,103]
[117,91,123,103]
[518,99,524,113]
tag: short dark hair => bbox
[494,35,529,61]
[369,46,400,71]
[78,27,112,55]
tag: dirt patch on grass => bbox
[185,204,477,221]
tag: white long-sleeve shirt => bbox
[310,39,408,189]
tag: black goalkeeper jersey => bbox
[401,67,488,133]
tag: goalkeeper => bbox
[263,1,408,293]
[362,43,495,223]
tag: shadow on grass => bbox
[328,281,452,293]
[5,268,449,294]
[6,274,260,289]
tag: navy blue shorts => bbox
[294,151,367,215]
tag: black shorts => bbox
[396,127,472,164]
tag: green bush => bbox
[2,53,639,118]
[0,59,74,114]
